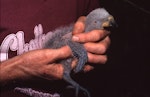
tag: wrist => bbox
[0,56,25,85]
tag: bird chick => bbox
[15,8,116,97]
[44,8,116,97]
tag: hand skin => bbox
[0,16,111,85]
[72,16,111,72]
[0,46,73,85]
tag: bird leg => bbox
[63,71,90,97]
[68,41,88,73]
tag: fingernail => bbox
[72,36,79,41]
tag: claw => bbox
[66,85,90,97]
[74,85,90,97]
[66,85,75,89]
[79,86,90,97]
[63,63,90,97]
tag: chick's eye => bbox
[94,21,97,23]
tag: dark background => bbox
[1,0,150,97]
[85,0,150,97]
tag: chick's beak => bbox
[102,15,117,28]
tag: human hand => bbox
[0,46,75,84]
[72,16,111,72]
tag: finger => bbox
[84,36,111,54]
[45,46,72,63]
[83,65,94,72]
[43,59,77,80]
[72,16,86,34]
[71,59,78,69]
[72,30,110,43]
[87,53,107,64]
[41,63,64,80]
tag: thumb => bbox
[46,46,72,63]
[72,16,86,35]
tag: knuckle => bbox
[75,21,84,27]
[91,30,104,41]
[87,31,99,41]
[99,44,106,54]
[74,21,85,30]
[97,30,104,37]
[93,30,100,36]
[87,53,94,62]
